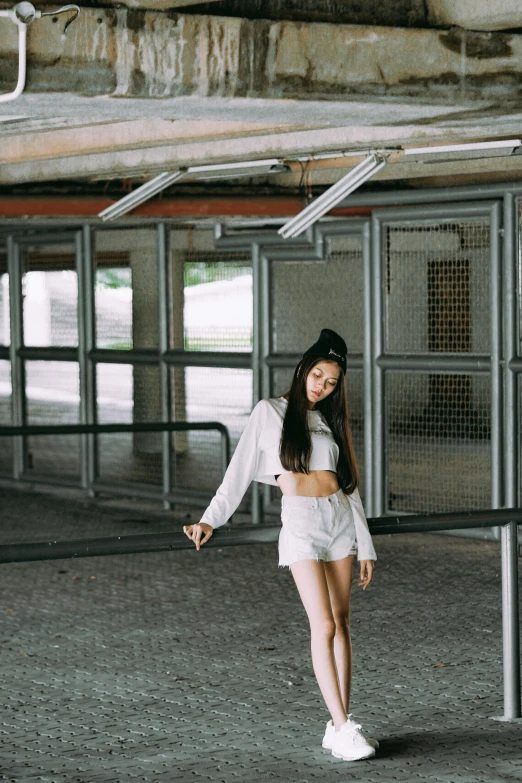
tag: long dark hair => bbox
[279,354,359,494]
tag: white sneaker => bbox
[322,714,379,750]
[330,719,376,761]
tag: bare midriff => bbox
[275,469,339,497]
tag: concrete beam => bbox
[0,119,302,163]
[33,0,225,8]
[1,9,522,106]
[3,123,521,184]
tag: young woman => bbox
[183,328,378,762]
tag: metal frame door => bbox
[371,201,502,527]
[6,230,87,483]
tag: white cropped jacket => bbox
[199,397,377,561]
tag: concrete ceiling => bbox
[1,2,522,202]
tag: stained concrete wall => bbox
[2,9,522,102]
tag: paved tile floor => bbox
[0,486,521,783]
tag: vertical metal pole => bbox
[493,193,522,721]
[371,214,385,516]
[502,193,519,525]
[261,249,272,401]
[7,237,25,479]
[76,229,89,490]
[252,243,261,403]
[497,521,522,720]
[82,224,97,496]
[490,204,503,511]
[251,242,262,525]
[262,247,274,522]
[158,223,174,511]
[362,220,374,516]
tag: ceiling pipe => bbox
[0,2,80,104]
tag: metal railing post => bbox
[498,521,522,720]
[251,242,262,525]
[158,223,174,511]
[7,236,25,479]
[371,213,385,516]
[82,225,97,496]
[362,220,374,515]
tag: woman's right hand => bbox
[183,521,213,551]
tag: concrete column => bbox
[170,228,217,454]
[171,242,188,454]
[130,240,161,454]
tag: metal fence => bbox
[0,183,521,536]
[0,226,252,511]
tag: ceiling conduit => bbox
[0,2,80,103]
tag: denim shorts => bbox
[278,488,358,568]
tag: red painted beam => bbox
[0,196,374,219]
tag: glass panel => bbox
[384,220,490,354]
[172,366,253,497]
[94,228,157,350]
[386,372,490,513]
[0,360,12,473]
[182,252,252,352]
[25,360,81,478]
[271,237,363,354]
[0,272,9,346]
[22,245,78,347]
[96,363,162,485]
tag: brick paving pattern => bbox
[0,486,521,783]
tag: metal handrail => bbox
[0,420,231,509]
[0,498,519,721]
[0,506,519,561]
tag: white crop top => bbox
[198,396,377,561]
[268,396,339,479]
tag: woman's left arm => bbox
[344,487,377,562]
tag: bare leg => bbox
[324,555,355,715]
[289,559,347,730]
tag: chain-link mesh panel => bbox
[271,367,366,504]
[0,359,12,474]
[183,253,252,352]
[384,220,490,354]
[22,247,78,347]
[271,242,363,353]
[94,229,158,351]
[24,360,81,478]
[386,371,490,513]
[171,367,253,499]
[0,272,9,346]
[95,264,132,350]
[96,363,162,486]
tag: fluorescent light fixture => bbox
[404,139,521,158]
[187,159,286,179]
[293,149,391,162]
[98,170,185,222]
[98,158,286,222]
[278,153,387,240]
